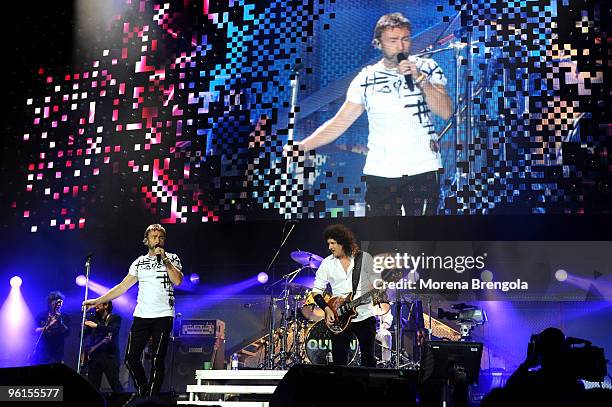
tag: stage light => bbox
[189,273,200,284]
[75,275,87,286]
[257,272,269,284]
[480,270,494,282]
[1,276,34,366]
[85,279,135,312]
[9,276,22,288]
[555,269,568,282]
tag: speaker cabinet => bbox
[147,336,225,393]
[0,363,105,407]
[269,364,418,406]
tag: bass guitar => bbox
[80,333,112,367]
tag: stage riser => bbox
[178,369,288,405]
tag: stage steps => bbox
[177,369,288,406]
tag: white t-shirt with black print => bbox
[128,252,181,318]
[346,57,448,178]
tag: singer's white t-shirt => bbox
[128,252,181,318]
[346,57,447,178]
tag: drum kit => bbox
[259,251,424,370]
[259,250,362,369]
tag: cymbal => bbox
[290,251,323,269]
[287,282,310,292]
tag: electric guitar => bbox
[80,333,112,367]
[28,314,63,362]
[326,288,387,334]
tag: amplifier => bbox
[147,336,226,392]
[179,319,225,339]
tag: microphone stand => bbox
[279,266,307,368]
[287,67,300,145]
[394,288,403,369]
[428,296,433,341]
[262,265,306,369]
[261,222,297,369]
[76,254,92,374]
[285,66,306,212]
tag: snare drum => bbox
[304,320,359,365]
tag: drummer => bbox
[376,311,393,364]
[300,288,330,322]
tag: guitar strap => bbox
[351,251,363,297]
[312,251,364,311]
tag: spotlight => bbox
[189,273,200,284]
[555,269,568,282]
[257,272,269,284]
[480,270,493,282]
[9,276,22,288]
[75,275,87,287]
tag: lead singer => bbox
[83,224,183,404]
[288,13,452,216]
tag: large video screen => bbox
[4,0,608,232]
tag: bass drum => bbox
[304,320,359,365]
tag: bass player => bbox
[83,300,124,393]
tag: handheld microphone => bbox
[396,53,414,92]
[155,244,161,264]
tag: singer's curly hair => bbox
[373,12,412,42]
[324,224,359,256]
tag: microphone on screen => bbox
[397,53,414,92]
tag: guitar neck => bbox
[90,342,104,353]
[347,289,378,309]
[89,335,112,353]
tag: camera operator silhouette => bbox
[503,327,584,407]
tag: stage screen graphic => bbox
[3,0,609,232]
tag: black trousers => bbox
[331,316,377,367]
[124,316,173,397]
[87,352,124,393]
[365,171,439,216]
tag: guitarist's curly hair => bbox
[324,224,359,256]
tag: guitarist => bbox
[311,224,378,367]
[32,291,70,364]
[83,301,124,393]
